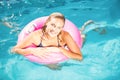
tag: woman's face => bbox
[46,18,64,37]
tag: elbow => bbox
[79,55,83,61]
[72,53,83,61]
[12,47,16,53]
[12,47,19,53]
[77,53,83,61]
[78,51,83,61]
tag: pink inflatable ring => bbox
[18,16,83,64]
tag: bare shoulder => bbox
[61,30,71,38]
[60,30,72,42]
[28,29,43,45]
[25,29,42,42]
[31,29,43,38]
[61,30,69,36]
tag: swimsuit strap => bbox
[37,32,44,47]
[38,32,62,47]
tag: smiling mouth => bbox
[50,30,56,34]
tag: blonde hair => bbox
[42,12,65,32]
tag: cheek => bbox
[46,25,51,31]
[45,27,50,33]
[58,29,62,32]
[56,29,62,34]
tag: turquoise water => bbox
[0,0,120,80]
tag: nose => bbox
[52,26,57,31]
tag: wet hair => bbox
[42,12,65,32]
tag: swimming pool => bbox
[0,0,120,80]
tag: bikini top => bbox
[37,32,61,47]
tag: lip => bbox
[50,30,56,34]
[50,32,57,35]
[48,30,58,37]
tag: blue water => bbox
[0,0,120,80]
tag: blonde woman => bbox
[12,12,93,61]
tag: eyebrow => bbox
[51,23,56,26]
[51,23,63,28]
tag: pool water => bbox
[0,0,120,80]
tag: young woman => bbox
[12,12,93,61]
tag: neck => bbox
[44,32,57,40]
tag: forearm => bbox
[12,47,50,56]
[12,47,31,55]
[59,47,83,60]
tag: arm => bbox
[12,31,38,55]
[59,32,83,60]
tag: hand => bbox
[29,47,52,59]
[27,47,61,59]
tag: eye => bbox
[51,24,54,26]
[51,23,55,27]
[57,27,62,30]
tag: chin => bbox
[49,33,58,37]
[50,34,57,37]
